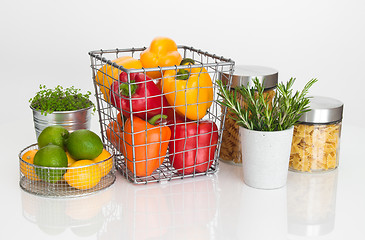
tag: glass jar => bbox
[289,96,344,172]
[219,65,278,165]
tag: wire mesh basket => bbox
[19,144,116,197]
[89,45,234,184]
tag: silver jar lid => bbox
[299,96,344,123]
[221,65,278,89]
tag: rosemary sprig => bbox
[218,77,317,131]
[30,85,96,115]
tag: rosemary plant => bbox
[218,77,317,131]
[30,85,95,115]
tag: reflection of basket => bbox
[89,46,234,184]
[19,144,116,197]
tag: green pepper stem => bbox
[176,69,190,80]
[148,114,167,125]
[180,58,195,65]
[119,80,137,97]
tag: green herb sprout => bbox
[29,85,96,115]
[217,77,318,131]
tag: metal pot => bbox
[31,106,93,140]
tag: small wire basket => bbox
[19,144,116,197]
[89,46,234,184]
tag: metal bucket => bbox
[31,106,93,140]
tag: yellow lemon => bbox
[93,149,113,177]
[21,149,40,181]
[64,160,101,190]
[66,151,77,166]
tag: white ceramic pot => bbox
[240,126,294,190]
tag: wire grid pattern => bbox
[19,144,116,197]
[89,46,234,184]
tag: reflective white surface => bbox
[1,122,364,239]
[1,0,364,238]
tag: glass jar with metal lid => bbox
[289,96,344,172]
[219,65,278,165]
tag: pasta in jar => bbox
[289,122,341,172]
[219,65,278,164]
[289,96,343,172]
[220,88,276,164]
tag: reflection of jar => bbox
[289,96,344,172]
[219,65,278,165]
[287,170,339,236]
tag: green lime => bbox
[38,125,69,149]
[33,145,68,183]
[66,129,103,160]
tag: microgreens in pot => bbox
[29,85,96,115]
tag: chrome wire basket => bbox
[89,46,234,184]
[19,144,116,197]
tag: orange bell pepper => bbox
[140,37,182,79]
[105,112,124,148]
[121,114,171,177]
[106,120,120,148]
[95,56,142,103]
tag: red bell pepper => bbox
[169,120,219,174]
[110,72,173,120]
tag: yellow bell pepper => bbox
[140,37,182,79]
[95,56,142,103]
[162,59,213,120]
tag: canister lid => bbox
[221,65,278,89]
[299,96,344,123]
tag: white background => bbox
[1,0,365,239]
[1,0,364,128]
